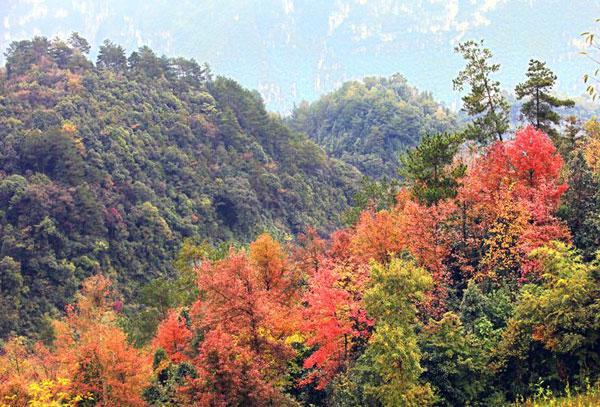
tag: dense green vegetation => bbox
[1,30,600,407]
[0,35,361,338]
[289,74,457,178]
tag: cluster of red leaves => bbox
[153,310,193,364]
[457,125,570,280]
[153,234,300,406]
[298,126,571,389]
[1,127,573,404]
[294,227,370,389]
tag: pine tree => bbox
[560,151,600,260]
[399,132,465,205]
[515,59,574,137]
[96,39,127,71]
[453,40,510,143]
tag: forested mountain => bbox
[2,30,600,407]
[0,36,360,338]
[289,75,458,178]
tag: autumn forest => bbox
[1,16,600,407]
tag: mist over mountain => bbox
[3,0,599,113]
[2,4,600,406]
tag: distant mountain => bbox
[289,74,458,179]
[0,37,360,337]
[4,0,590,114]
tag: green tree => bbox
[399,132,465,205]
[289,74,457,178]
[515,59,574,137]
[4,37,51,77]
[554,116,583,158]
[96,39,127,71]
[68,32,90,55]
[18,128,85,185]
[420,312,503,406]
[49,37,73,69]
[453,40,510,143]
[129,46,164,78]
[362,257,434,406]
[0,35,359,339]
[0,256,25,337]
[343,176,400,225]
[560,152,600,260]
[495,242,600,398]
[143,348,197,406]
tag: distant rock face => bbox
[4,0,585,114]
[289,74,458,179]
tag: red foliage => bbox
[397,195,456,316]
[173,235,301,403]
[153,310,193,364]
[350,209,404,264]
[506,125,565,187]
[301,260,371,389]
[457,125,570,280]
[292,226,327,276]
[183,326,288,406]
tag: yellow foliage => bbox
[583,119,600,175]
[60,121,86,156]
[480,195,528,280]
[65,72,82,90]
[60,122,77,135]
[284,332,304,345]
[583,137,600,175]
[26,378,93,407]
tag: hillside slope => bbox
[289,74,458,178]
[0,37,360,337]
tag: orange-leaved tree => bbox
[156,234,301,406]
[51,275,151,406]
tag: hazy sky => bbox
[2,0,599,112]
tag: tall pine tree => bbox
[453,40,510,144]
[399,132,465,205]
[515,59,574,137]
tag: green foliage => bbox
[18,128,86,184]
[290,74,457,178]
[123,239,230,345]
[328,361,383,407]
[420,312,505,406]
[559,151,600,260]
[495,243,600,399]
[453,40,510,143]
[459,282,513,337]
[361,257,434,406]
[0,35,360,338]
[515,59,574,137]
[516,381,600,406]
[96,39,127,71]
[343,176,399,225]
[1,30,599,407]
[399,132,465,205]
[553,116,583,158]
[0,256,25,337]
[143,348,197,406]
